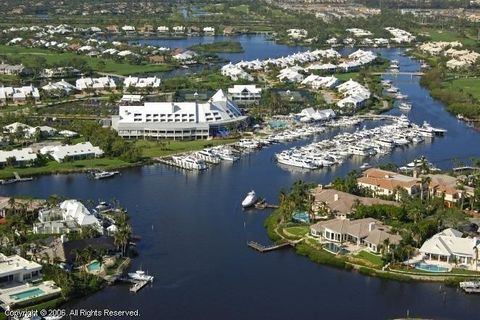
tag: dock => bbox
[247,241,292,253]
[129,280,149,293]
[254,199,279,209]
[0,172,33,185]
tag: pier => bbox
[247,239,303,253]
[0,172,33,185]
[254,199,279,209]
[129,280,149,293]
[372,71,424,77]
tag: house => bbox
[357,168,422,198]
[0,253,42,283]
[287,29,308,39]
[309,186,398,220]
[34,199,102,234]
[0,63,25,75]
[3,122,33,136]
[40,142,104,162]
[0,197,45,218]
[42,79,77,95]
[172,50,197,62]
[76,76,117,91]
[0,148,37,167]
[419,228,480,266]
[310,217,401,253]
[424,174,474,207]
[149,55,166,64]
[227,85,262,104]
[203,27,215,34]
[157,26,169,33]
[37,236,116,264]
[297,108,335,123]
[123,76,161,89]
[121,25,136,32]
[58,130,78,138]
[172,26,185,33]
[120,94,143,103]
[0,86,40,105]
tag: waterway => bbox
[2,45,480,319]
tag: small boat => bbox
[242,190,258,208]
[95,201,111,211]
[128,270,154,282]
[460,281,480,293]
[360,163,372,170]
[93,171,119,179]
[399,102,412,111]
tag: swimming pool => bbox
[324,242,349,255]
[87,260,102,272]
[415,263,450,273]
[10,288,45,301]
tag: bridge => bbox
[371,72,424,76]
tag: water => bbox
[135,34,306,63]
[2,47,480,319]
[10,288,45,300]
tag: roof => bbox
[364,228,402,246]
[39,237,115,263]
[311,217,382,239]
[358,168,420,190]
[311,188,398,216]
[0,254,41,276]
[419,228,479,257]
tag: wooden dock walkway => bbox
[129,280,149,293]
[247,239,303,253]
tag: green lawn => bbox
[136,138,238,158]
[283,226,309,237]
[0,45,173,75]
[446,77,480,100]
[336,72,359,81]
[355,250,385,268]
[421,29,478,47]
[0,158,132,179]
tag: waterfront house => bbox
[41,79,77,95]
[157,26,169,33]
[357,168,422,199]
[34,199,103,235]
[310,186,398,220]
[0,197,45,218]
[297,108,335,123]
[40,142,104,162]
[419,228,480,266]
[227,85,262,104]
[37,236,116,264]
[0,63,25,75]
[0,148,37,167]
[310,217,401,253]
[112,89,247,140]
[0,253,42,283]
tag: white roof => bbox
[40,142,103,162]
[0,147,37,163]
[59,199,101,226]
[420,228,480,257]
[0,254,42,276]
[227,85,262,94]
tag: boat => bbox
[95,201,111,211]
[172,156,208,170]
[128,270,154,282]
[242,190,258,208]
[360,163,372,170]
[93,171,119,179]
[399,102,412,111]
[460,281,480,293]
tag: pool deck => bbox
[0,280,61,307]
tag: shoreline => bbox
[265,209,480,285]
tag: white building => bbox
[0,148,37,167]
[112,89,247,140]
[419,228,480,267]
[0,85,40,104]
[203,27,215,34]
[0,253,42,283]
[297,108,335,122]
[227,85,262,104]
[40,142,103,162]
[34,199,102,234]
[76,76,117,91]
[42,79,77,95]
[123,76,161,89]
[336,79,371,109]
[287,29,308,39]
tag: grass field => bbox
[0,45,173,75]
[445,77,480,100]
[283,226,309,237]
[355,250,384,268]
[336,72,359,81]
[136,138,238,158]
[421,29,478,47]
[0,158,132,179]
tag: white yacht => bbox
[237,139,260,149]
[276,153,318,169]
[399,102,412,111]
[460,281,480,293]
[360,163,372,170]
[93,171,119,179]
[195,149,221,164]
[172,156,208,170]
[242,190,258,208]
[128,270,154,282]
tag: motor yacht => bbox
[128,270,154,282]
[242,190,258,208]
[172,156,208,170]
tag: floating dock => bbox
[129,280,149,293]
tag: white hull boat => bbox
[242,190,258,208]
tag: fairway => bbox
[0,45,173,75]
[447,77,480,100]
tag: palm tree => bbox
[114,224,132,257]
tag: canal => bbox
[2,43,480,319]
